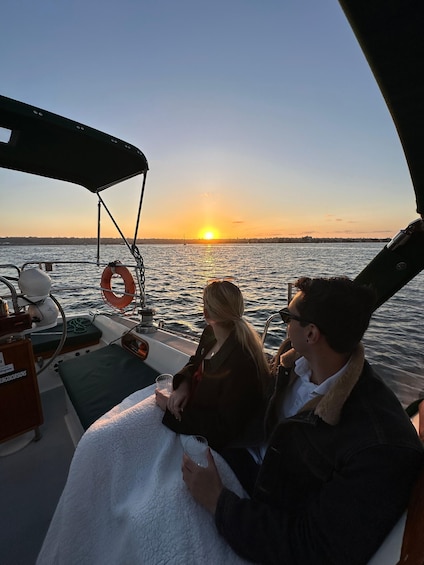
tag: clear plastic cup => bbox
[155,373,173,394]
[182,435,209,467]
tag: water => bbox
[1,242,423,406]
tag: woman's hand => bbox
[167,380,191,421]
[155,389,169,411]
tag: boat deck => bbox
[0,386,75,565]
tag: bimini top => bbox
[339,0,424,216]
[0,94,148,192]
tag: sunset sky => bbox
[0,1,418,240]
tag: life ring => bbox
[101,263,136,309]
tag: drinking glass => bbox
[182,435,209,467]
[155,374,173,394]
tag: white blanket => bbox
[37,385,249,565]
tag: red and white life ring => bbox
[100,263,136,309]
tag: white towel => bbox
[37,385,249,565]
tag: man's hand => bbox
[182,450,223,514]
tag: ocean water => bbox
[1,242,423,406]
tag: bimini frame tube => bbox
[354,218,424,310]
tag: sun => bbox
[199,227,219,240]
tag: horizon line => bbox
[0,236,391,245]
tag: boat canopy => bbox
[339,0,424,216]
[0,95,148,192]
[340,0,424,307]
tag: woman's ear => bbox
[204,307,214,324]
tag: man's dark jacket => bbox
[215,344,424,564]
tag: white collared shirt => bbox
[281,356,349,418]
[249,356,350,465]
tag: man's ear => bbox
[307,324,321,344]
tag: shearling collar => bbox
[280,344,365,426]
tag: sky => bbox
[0,0,419,240]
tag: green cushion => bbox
[59,344,159,429]
[31,318,102,355]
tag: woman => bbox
[156,280,270,450]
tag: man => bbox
[182,276,424,564]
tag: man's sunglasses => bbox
[279,307,311,326]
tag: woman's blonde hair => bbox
[203,281,270,385]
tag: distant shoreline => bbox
[0,236,391,246]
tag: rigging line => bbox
[132,172,148,246]
[95,180,147,309]
[95,192,133,256]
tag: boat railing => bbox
[0,260,144,319]
[261,312,284,345]
[261,281,294,345]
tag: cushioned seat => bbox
[59,344,159,430]
[31,318,102,358]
